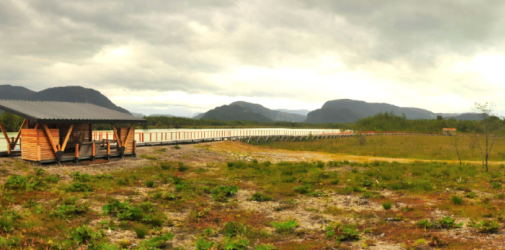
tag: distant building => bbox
[443,128,457,136]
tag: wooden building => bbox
[443,128,457,136]
[0,100,146,164]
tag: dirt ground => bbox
[1,141,505,249]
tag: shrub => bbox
[68,225,105,247]
[66,182,93,192]
[145,180,155,188]
[116,177,130,186]
[174,145,181,149]
[102,198,144,221]
[223,221,246,237]
[133,224,148,238]
[491,182,502,190]
[451,195,463,205]
[139,233,174,249]
[50,203,88,218]
[437,217,463,229]
[250,192,273,202]
[160,162,171,170]
[294,185,311,194]
[195,238,218,250]
[70,172,92,182]
[210,186,238,202]
[470,219,501,233]
[178,163,189,172]
[255,245,276,250]
[326,223,360,242]
[270,220,298,234]
[382,201,392,210]
[0,211,20,232]
[5,175,46,191]
[416,219,433,229]
[330,179,340,185]
[223,236,250,250]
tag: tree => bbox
[451,136,462,165]
[0,112,23,132]
[473,102,499,172]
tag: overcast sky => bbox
[1,0,505,117]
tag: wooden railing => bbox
[92,129,344,143]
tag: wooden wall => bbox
[58,124,90,147]
[21,129,59,161]
[118,127,135,153]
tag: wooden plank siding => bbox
[118,127,135,153]
[21,129,59,161]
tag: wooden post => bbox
[107,141,110,155]
[61,124,74,152]
[111,124,122,147]
[36,145,41,162]
[91,142,95,157]
[75,144,79,158]
[133,140,137,157]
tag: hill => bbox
[305,99,436,123]
[230,101,306,122]
[201,104,274,122]
[0,85,130,114]
[275,109,311,116]
[437,113,482,121]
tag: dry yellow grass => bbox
[260,135,505,162]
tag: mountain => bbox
[0,85,36,99]
[305,99,437,123]
[438,113,482,121]
[201,104,274,122]
[193,113,206,119]
[230,101,306,122]
[0,85,130,114]
[275,109,311,116]
[149,114,173,117]
[305,107,362,124]
[130,112,145,118]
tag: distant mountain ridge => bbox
[275,109,311,116]
[197,101,306,122]
[0,85,130,114]
[305,99,437,124]
[201,104,274,122]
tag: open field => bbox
[259,135,505,162]
[0,140,504,249]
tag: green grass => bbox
[2,141,505,249]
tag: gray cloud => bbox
[1,0,505,115]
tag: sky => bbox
[1,0,505,117]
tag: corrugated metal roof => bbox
[0,100,146,124]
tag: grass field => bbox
[259,135,505,162]
[0,139,504,249]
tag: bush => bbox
[471,219,501,233]
[210,186,238,202]
[160,162,171,170]
[294,185,311,194]
[437,217,463,229]
[255,245,276,250]
[250,192,273,202]
[223,221,246,237]
[491,182,502,190]
[5,175,46,191]
[270,220,298,234]
[451,195,463,205]
[102,198,144,221]
[223,236,250,250]
[178,163,189,172]
[326,223,360,242]
[66,182,93,192]
[68,226,105,247]
[416,219,433,229]
[382,201,392,210]
[50,203,89,218]
[139,233,174,249]
[145,180,155,188]
[195,238,218,250]
[0,211,20,232]
[133,224,148,238]
[70,172,92,182]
